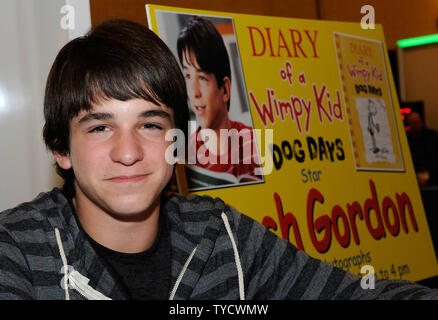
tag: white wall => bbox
[0,0,91,211]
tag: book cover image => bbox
[334,32,404,171]
[151,10,264,191]
[355,97,396,164]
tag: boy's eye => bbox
[89,125,108,133]
[140,122,166,139]
[143,123,163,130]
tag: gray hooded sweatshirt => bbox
[0,188,436,300]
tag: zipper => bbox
[68,270,112,300]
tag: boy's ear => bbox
[53,151,72,170]
[222,77,231,104]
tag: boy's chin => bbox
[196,117,207,128]
[102,195,160,220]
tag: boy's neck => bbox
[72,192,161,254]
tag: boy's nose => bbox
[110,130,144,166]
[189,79,201,100]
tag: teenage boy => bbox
[177,16,262,187]
[0,19,437,300]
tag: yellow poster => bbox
[146,5,438,282]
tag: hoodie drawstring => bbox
[221,212,245,300]
[169,212,246,300]
[55,228,111,300]
[169,246,198,300]
[55,228,70,300]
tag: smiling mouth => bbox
[194,106,206,114]
[106,174,149,183]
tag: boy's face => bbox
[182,50,230,130]
[54,98,174,218]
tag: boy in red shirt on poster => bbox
[177,16,263,189]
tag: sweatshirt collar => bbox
[45,188,129,299]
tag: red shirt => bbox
[188,120,262,181]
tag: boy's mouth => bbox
[194,105,206,115]
[106,174,149,183]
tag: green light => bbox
[397,34,438,48]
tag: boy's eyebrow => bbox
[78,112,113,124]
[138,109,171,120]
[77,109,171,125]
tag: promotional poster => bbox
[146,4,438,282]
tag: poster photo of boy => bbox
[152,11,264,191]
